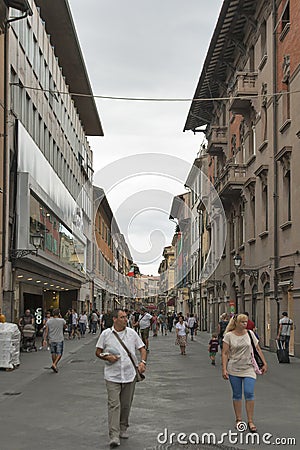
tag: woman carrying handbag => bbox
[222,313,267,433]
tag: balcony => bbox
[230,72,258,115]
[215,163,246,200]
[207,126,228,156]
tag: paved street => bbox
[0,329,299,450]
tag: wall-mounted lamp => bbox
[10,233,43,260]
[233,254,258,279]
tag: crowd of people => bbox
[3,302,294,448]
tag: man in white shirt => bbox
[96,309,147,448]
[138,306,153,352]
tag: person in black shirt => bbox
[19,309,35,329]
[208,333,219,365]
[101,309,114,330]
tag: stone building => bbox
[184,0,300,356]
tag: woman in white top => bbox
[222,314,267,433]
[175,316,188,355]
[79,311,88,337]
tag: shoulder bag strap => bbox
[247,330,256,351]
[112,330,138,372]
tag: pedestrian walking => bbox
[158,310,167,336]
[65,309,73,339]
[222,313,267,432]
[187,313,197,341]
[277,311,293,354]
[95,309,147,448]
[90,310,99,335]
[101,309,114,331]
[244,312,256,331]
[218,313,229,349]
[78,311,88,337]
[43,308,66,373]
[131,310,140,335]
[208,333,219,365]
[151,312,159,337]
[175,315,188,355]
[138,307,152,352]
[167,312,174,333]
[72,309,80,339]
[39,310,51,350]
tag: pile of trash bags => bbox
[0,323,21,369]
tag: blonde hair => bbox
[224,313,248,334]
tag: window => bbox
[281,1,290,32]
[249,46,255,72]
[261,103,267,142]
[238,203,245,246]
[284,170,291,221]
[283,79,291,122]
[262,184,268,231]
[250,192,256,238]
[261,20,267,58]
[229,213,235,251]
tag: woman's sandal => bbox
[248,422,257,433]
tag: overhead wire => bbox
[9,82,296,103]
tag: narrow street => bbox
[0,330,299,450]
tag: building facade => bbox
[93,186,135,312]
[184,0,300,356]
[1,0,103,325]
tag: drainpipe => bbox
[2,7,32,318]
[272,0,280,327]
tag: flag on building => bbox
[127,266,135,277]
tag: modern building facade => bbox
[1,0,103,326]
[184,0,300,356]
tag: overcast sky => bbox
[68,0,223,275]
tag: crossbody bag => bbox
[112,330,145,382]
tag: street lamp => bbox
[233,254,258,279]
[233,254,242,270]
[10,233,43,260]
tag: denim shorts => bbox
[50,341,64,355]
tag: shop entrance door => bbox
[23,293,43,333]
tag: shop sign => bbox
[35,307,43,328]
[229,300,235,315]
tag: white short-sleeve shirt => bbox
[176,322,187,336]
[96,326,145,383]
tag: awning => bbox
[167,298,175,306]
